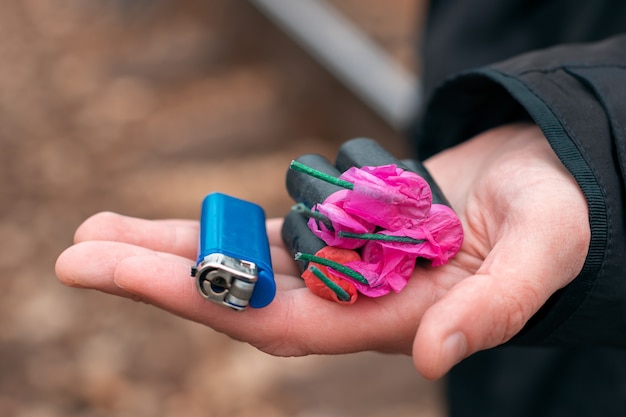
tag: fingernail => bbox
[441,332,467,369]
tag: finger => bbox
[266,217,286,246]
[75,213,301,276]
[112,252,433,356]
[74,212,199,259]
[55,240,193,299]
[413,212,589,380]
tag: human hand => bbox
[412,122,589,378]
[55,123,590,379]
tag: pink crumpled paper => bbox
[344,204,464,296]
[339,165,433,231]
[305,164,464,299]
[307,190,375,249]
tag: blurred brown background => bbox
[0,1,446,416]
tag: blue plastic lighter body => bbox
[194,193,275,309]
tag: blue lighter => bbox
[190,193,276,310]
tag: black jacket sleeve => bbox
[415,35,626,346]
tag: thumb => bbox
[412,228,585,380]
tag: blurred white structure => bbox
[249,0,421,131]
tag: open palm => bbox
[56,123,589,379]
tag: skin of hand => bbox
[55,122,590,380]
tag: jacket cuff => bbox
[417,41,626,344]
